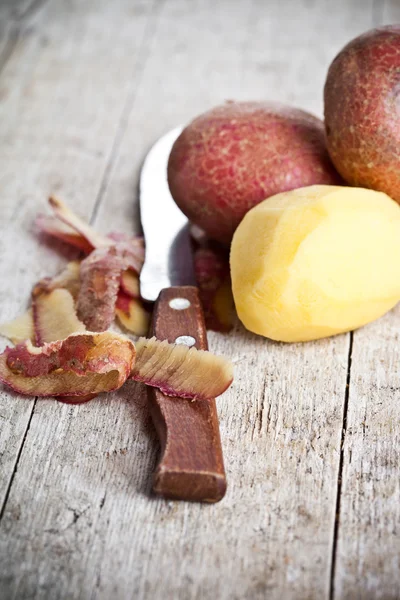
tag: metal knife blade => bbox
[140,127,196,302]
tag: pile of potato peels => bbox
[0,198,233,404]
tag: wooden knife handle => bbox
[148,286,227,502]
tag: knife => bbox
[140,127,227,503]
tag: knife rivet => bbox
[175,335,196,347]
[169,298,190,310]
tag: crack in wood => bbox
[0,399,36,522]
[265,401,272,434]
[13,0,50,23]
[0,25,20,78]
[257,390,265,435]
[0,1,386,596]
[0,0,163,531]
[44,505,90,534]
[0,1,48,525]
[0,0,50,85]
[89,0,164,226]
[251,384,266,440]
[329,331,353,600]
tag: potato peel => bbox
[38,199,233,334]
[0,332,135,397]
[77,248,124,332]
[77,242,147,331]
[33,261,81,301]
[0,331,232,402]
[35,214,94,254]
[48,196,112,249]
[116,239,145,275]
[120,269,140,298]
[0,310,34,344]
[131,336,233,400]
[58,393,98,405]
[33,288,86,345]
[0,197,235,404]
[115,292,149,337]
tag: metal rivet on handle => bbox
[175,335,196,347]
[169,298,191,310]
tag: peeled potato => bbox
[230,185,400,342]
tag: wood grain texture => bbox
[149,286,226,502]
[0,0,398,599]
[331,4,400,598]
[381,0,400,23]
[0,0,48,23]
[0,0,155,513]
[333,308,400,600]
[332,0,400,600]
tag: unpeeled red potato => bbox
[324,26,400,201]
[168,102,341,245]
[230,185,400,342]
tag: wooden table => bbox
[0,1,399,598]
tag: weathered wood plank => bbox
[0,0,54,517]
[241,0,375,119]
[0,0,49,104]
[0,0,156,508]
[0,0,388,599]
[0,0,48,22]
[333,307,400,600]
[0,1,368,599]
[0,0,55,507]
[91,4,370,599]
[331,4,400,598]
[382,0,400,23]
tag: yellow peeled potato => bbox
[230,185,400,342]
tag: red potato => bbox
[168,101,341,244]
[324,26,400,201]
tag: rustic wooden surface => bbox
[0,1,399,599]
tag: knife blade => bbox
[140,127,196,302]
[139,128,227,503]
